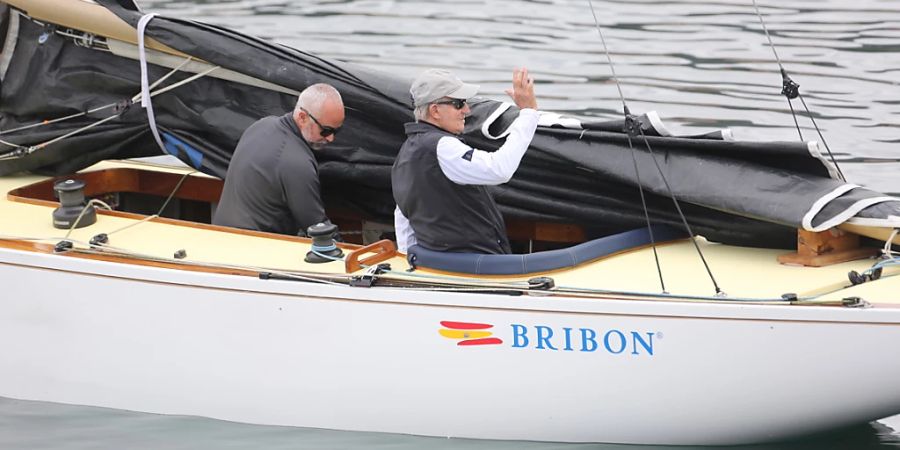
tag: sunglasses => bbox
[300,107,340,137]
[433,98,467,110]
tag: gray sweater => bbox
[213,114,327,235]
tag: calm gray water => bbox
[3,0,900,448]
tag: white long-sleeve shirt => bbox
[395,108,540,252]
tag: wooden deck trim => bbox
[0,238,261,277]
[344,239,397,273]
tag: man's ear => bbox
[427,104,439,121]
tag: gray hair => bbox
[413,103,430,122]
[294,83,342,115]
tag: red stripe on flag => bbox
[440,321,493,330]
[458,338,503,346]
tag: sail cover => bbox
[1,0,899,248]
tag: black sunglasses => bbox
[433,98,467,110]
[300,107,340,137]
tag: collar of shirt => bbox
[280,113,306,141]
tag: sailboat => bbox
[1,0,899,445]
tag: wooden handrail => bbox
[344,239,397,273]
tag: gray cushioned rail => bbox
[406,225,687,275]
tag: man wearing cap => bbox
[213,83,345,235]
[392,68,539,254]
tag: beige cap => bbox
[410,69,479,107]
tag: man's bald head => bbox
[293,84,345,149]
[294,83,343,116]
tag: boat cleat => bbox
[848,257,897,285]
[841,296,871,308]
[53,240,73,253]
[526,276,555,296]
[89,233,109,248]
[349,263,390,288]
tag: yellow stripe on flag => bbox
[439,329,493,339]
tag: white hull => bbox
[2,246,900,445]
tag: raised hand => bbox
[504,67,538,110]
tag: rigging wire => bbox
[586,1,627,114]
[586,0,666,294]
[0,137,25,151]
[0,103,119,136]
[0,24,214,159]
[750,0,847,182]
[586,0,725,296]
[0,37,195,137]
[0,60,217,159]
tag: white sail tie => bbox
[137,13,168,155]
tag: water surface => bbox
[2,396,898,449]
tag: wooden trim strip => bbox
[344,239,397,273]
[0,239,258,277]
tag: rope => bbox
[99,169,197,238]
[103,214,160,237]
[158,171,196,213]
[311,249,345,262]
[381,267,530,289]
[63,199,113,240]
[137,65,218,100]
[884,229,899,255]
[552,283,800,303]
[750,0,846,182]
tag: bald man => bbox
[213,83,345,235]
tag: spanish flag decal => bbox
[439,321,503,346]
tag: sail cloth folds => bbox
[1,0,898,248]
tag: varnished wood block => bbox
[778,228,877,267]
